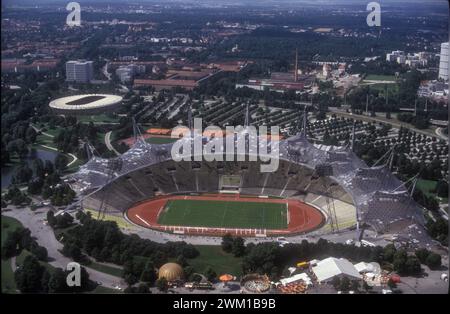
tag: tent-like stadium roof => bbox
[69,128,425,235]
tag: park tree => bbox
[12,164,33,184]
[136,283,151,293]
[221,233,234,253]
[383,244,396,263]
[231,237,246,257]
[176,255,187,267]
[30,243,48,261]
[47,210,57,227]
[140,262,157,284]
[1,232,19,259]
[405,257,421,274]
[435,180,448,198]
[41,269,51,293]
[55,154,68,172]
[55,213,74,229]
[48,268,68,293]
[184,266,195,281]
[425,253,441,269]
[204,266,217,282]
[124,273,138,286]
[61,241,83,261]
[156,277,168,292]
[27,178,44,195]
[14,255,45,293]
[242,242,280,277]
[393,250,408,274]
[415,248,430,264]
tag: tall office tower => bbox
[438,42,449,81]
[66,60,94,83]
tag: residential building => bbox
[66,60,94,83]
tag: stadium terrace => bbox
[170,118,280,172]
[68,115,427,240]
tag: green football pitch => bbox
[157,199,288,230]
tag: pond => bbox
[1,149,59,189]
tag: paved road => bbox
[31,124,55,138]
[122,213,387,246]
[436,127,448,140]
[397,264,449,294]
[2,207,125,290]
[328,108,449,142]
[105,131,120,156]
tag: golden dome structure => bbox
[158,263,184,282]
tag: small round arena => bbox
[49,94,123,115]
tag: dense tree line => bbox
[57,211,199,285]
[397,113,430,130]
[241,239,437,279]
[221,234,246,257]
[1,76,62,167]
[3,186,31,206]
[47,211,74,229]
[425,217,448,246]
[1,226,48,261]
[14,255,92,293]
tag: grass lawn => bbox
[158,199,287,229]
[66,158,85,173]
[417,179,437,197]
[88,262,123,278]
[33,124,63,137]
[1,216,23,293]
[1,259,16,293]
[365,74,396,81]
[35,134,56,147]
[366,83,399,93]
[145,137,178,144]
[85,209,135,230]
[188,245,243,277]
[416,179,447,203]
[77,114,120,124]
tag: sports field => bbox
[126,194,324,236]
[157,199,287,229]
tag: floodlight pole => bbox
[132,116,144,143]
[351,121,356,152]
[366,94,369,116]
[84,141,97,160]
[244,103,250,128]
[97,158,123,219]
[388,145,396,171]
[188,104,193,130]
[301,106,307,137]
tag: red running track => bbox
[126,194,324,237]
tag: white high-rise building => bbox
[66,60,94,83]
[438,42,449,81]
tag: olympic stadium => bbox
[67,113,426,241]
[49,94,123,115]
